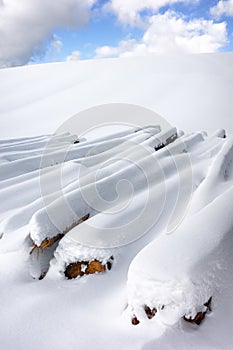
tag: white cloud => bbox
[104,0,198,25]
[51,35,63,53]
[95,39,137,58]
[66,50,81,61]
[95,11,227,58]
[0,0,95,68]
[211,0,233,18]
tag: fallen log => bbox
[30,213,90,254]
[64,257,113,279]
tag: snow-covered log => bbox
[127,137,233,326]
[28,126,178,248]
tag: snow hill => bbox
[0,53,233,350]
[0,53,233,139]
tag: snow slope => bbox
[0,54,233,350]
[0,53,233,139]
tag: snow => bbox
[0,54,233,139]
[28,125,177,247]
[127,138,233,325]
[0,53,233,350]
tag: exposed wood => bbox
[183,311,206,325]
[64,262,85,279]
[64,259,108,279]
[204,297,212,312]
[85,260,106,275]
[144,305,157,319]
[154,132,178,151]
[183,297,212,325]
[131,316,140,325]
[30,213,90,254]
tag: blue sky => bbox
[0,0,233,67]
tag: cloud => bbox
[0,0,95,68]
[66,50,81,61]
[95,39,136,58]
[51,35,63,53]
[104,0,198,25]
[211,0,233,18]
[95,11,227,58]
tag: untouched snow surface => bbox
[0,53,233,139]
[0,54,233,350]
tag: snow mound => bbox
[127,136,233,326]
[28,125,177,247]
